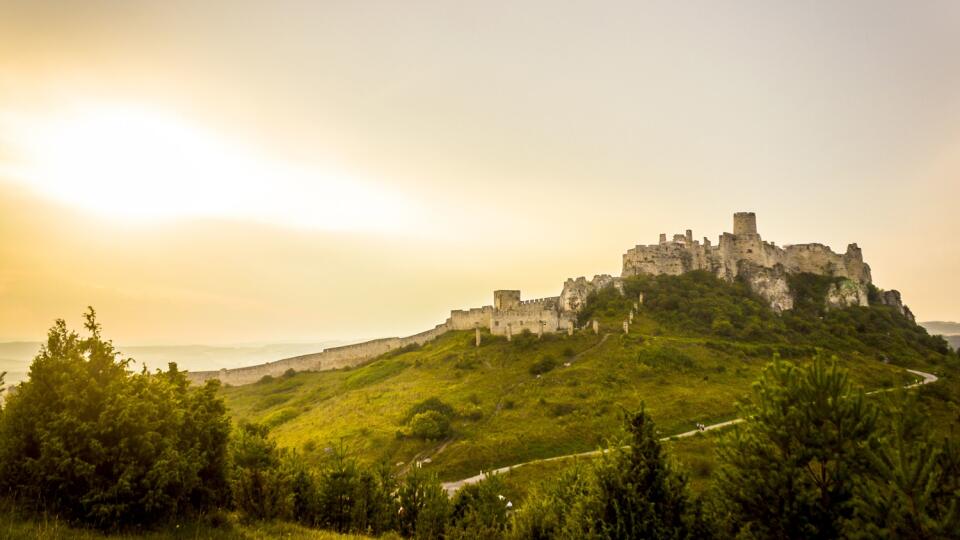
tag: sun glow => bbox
[0,103,411,231]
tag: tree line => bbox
[0,309,957,538]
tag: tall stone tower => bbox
[733,212,758,236]
[494,290,521,311]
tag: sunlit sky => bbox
[1,1,958,345]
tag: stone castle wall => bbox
[624,214,872,288]
[188,322,450,386]
[448,306,494,330]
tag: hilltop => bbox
[196,212,916,386]
[220,271,952,483]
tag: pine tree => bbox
[849,393,960,539]
[584,407,692,539]
[714,357,877,539]
[512,407,695,539]
[398,465,449,539]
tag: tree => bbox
[509,463,593,540]
[848,393,960,539]
[315,442,361,532]
[0,308,232,528]
[714,357,877,539]
[446,474,509,539]
[579,407,693,539]
[398,466,449,539]
[230,422,292,520]
[510,408,696,539]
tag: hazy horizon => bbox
[1,1,958,345]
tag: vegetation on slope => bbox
[2,278,957,537]
[221,272,952,483]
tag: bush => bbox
[529,356,559,376]
[639,346,696,371]
[461,404,484,420]
[406,397,455,422]
[550,403,577,417]
[409,411,451,440]
[0,309,232,529]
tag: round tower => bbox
[733,212,757,236]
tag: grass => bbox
[221,323,921,483]
[0,503,372,540]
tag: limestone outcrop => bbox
[875,289,916,323]
[826,279,870,309]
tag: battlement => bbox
[517,297,558,307]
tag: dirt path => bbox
[441,367,939,495]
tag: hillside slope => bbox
[220,272,952,482]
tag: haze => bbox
[1,1,958,345]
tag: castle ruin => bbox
[187,212,913,386]
[622,212,873,312]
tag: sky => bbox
[0,0,958,345]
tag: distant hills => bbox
[920,321,960,350]
[0,340,354,387]
[920,321,960,335]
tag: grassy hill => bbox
[220,272,953,484]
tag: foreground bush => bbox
[0,309,231,529]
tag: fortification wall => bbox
[449,306,494,330]
[491,309,565,335]
[187,322,451,386]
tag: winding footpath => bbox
[441,367,939,495]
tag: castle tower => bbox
[494,290,521,311]
[733,212,758,236]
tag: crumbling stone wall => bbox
[622,212,880,312]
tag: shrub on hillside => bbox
[405,397,455,422]
[639,346,697,371]
[409,411,452,440]
[529,356,558,375]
